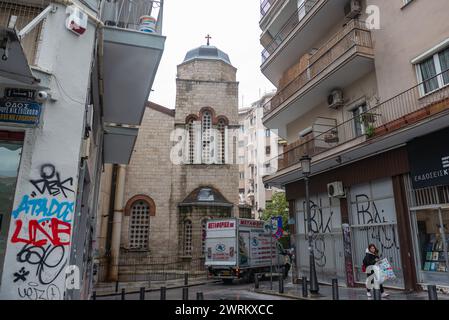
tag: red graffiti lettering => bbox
[11,218,71,247]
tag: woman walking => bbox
[363,244,389,298]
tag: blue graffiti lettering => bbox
[12,195,74,222]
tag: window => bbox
[186,119,195,164]
[239,172,245,180]
[202,111,212,163]
[129,200,150,249]
[0,138,23,282]
[352,104,368,137]
[217,119,226,164]
[183,220,192,256]
[417,47,449,95]
[239,140,245,147]
[265,129,271,137]
[265,146,271,155]
[201,219,207,256]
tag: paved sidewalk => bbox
[254,277,449,300]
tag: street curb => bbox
[95,279,220,297]
[253,289,312,300]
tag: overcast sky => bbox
[149,0,275,109]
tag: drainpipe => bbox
[108,164,126,281]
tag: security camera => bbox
[36,91,49,101]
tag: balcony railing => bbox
[263,19,373,117]
[268,70,449,172]
[260,0,279,18]
[101,0,163,34]
[0,1,45,65]
[261,0,318,64]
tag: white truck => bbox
[205,218,286,284]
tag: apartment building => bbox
[238,93,285,220]
[0,0,165,300]
[260,0,449,291]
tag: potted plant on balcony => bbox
[324,130,339,144]
[361,112,376,125]
[364,124,375,138]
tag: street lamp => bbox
[300,155,319,295]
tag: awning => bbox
[103,125,138,164]
[0,27,39,85]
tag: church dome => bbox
[183,45,232,65]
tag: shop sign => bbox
[0,99,41,126]
[407,127,449,189]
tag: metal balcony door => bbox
[349,178,405,289]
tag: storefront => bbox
[294,192,345,285]
[406,127,449,288]
[287,147,414,289]
[0,131,24,285]
[348,178,404,289]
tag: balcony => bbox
[263,20,374,137]
[101,0,165,126]
[261,0,348,86]
[100,0,165,165]
[260,0,280,19]
[264,71,449,186]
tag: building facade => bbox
[260,0,449,291]
[238,93,285,219]
[0,0,165,299]
[96,44,241,282]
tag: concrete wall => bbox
[0,3,97,299]
[369,0,449,99]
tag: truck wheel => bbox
[222,279,233,285]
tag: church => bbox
[95,42,244,281]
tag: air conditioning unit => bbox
[327,89,344,109]
[344,0,362,19]
[327,181,346,198]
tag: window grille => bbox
[183,220,192,256]
[129,200,150,249]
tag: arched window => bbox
[201,219,208,256]
[186,118,195,164]
[202,111,212,163]
[183,220,193,256]
[129,200,150,249]
[217,119,226,164]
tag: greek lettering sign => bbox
[407,127,449,189]
[0,99,41,126]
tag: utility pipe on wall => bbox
[108,164,126,281]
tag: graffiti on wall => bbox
[355,194,400,252]
[301,198,335,268]
[6,164,75,300]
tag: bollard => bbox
[302,276,308,297]
[92,291,96,300]
[115,281,119,293]
[182,287,189,300]
[428,285,438,300]
[332,279,339,300]
[121,288,125,300]
[184,272,189,286]
[160,286,166,300]
[373,288,381,300]
[255,274,260,289]
[196,292,204,300]
[279,272,284,294]
[139,287,145,300]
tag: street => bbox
[96,281,294,301]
